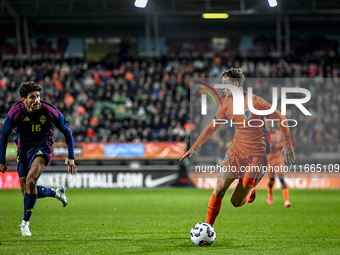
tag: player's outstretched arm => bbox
[0,163,7,174]
[180,120,221,162]
[65,158,77,175]
[0,115,14,168]
[179,149,196,162]
[55,114,77,174]
[52,109,76,164]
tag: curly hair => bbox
[222,68,245,87]
[19,82,41,98]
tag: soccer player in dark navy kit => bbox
[0,82,77,236]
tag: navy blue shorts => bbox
[17,145,53,177]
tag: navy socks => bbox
[23,193,38,222]
[37,185,56,198]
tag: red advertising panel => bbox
[0,171,20,189]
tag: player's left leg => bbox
[36,185,68,207]
[230,182,253,207]
[232,155,267,207]
[278,174,291,207]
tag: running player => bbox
[180,68,295,226]
[267,125,292,207]
[0,82,77,236]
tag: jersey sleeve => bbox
[214,99,227,120]
[254,95,272,111]
[51,109,75,160]
[191,120,221,151]
[0,115,14,164]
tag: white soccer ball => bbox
[190,222,216,246]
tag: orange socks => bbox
[282,188,289,201]
[205,193,223,226]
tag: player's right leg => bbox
[205,170,236,226]
[205,148,244,226]
[28,148,67,206]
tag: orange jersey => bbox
[267,129,285,166]
[215,92,271,156]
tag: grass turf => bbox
[0,188,339,254]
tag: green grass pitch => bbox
[0,188,339,254]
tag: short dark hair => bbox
[222,68,245,87]
[19,82,41,98]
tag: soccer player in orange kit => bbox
[267,126,292,207]
[180,68,295,226]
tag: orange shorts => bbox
[221,147,267,188]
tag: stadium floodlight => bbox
[202,13,229,19]
[135,0,148,8]
[268,0,278,7]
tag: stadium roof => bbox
[1,0,340,37]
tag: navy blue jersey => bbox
[0,100,74,164]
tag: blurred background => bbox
[0,0,339,189]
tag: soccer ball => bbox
[190,222,216,246]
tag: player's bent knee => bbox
[230,197,243,207]
[26,177,38,191]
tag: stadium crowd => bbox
[0,55,339,154]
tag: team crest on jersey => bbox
[40,115,46,124]
[244,109,252,119]
[23,117,30,121]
